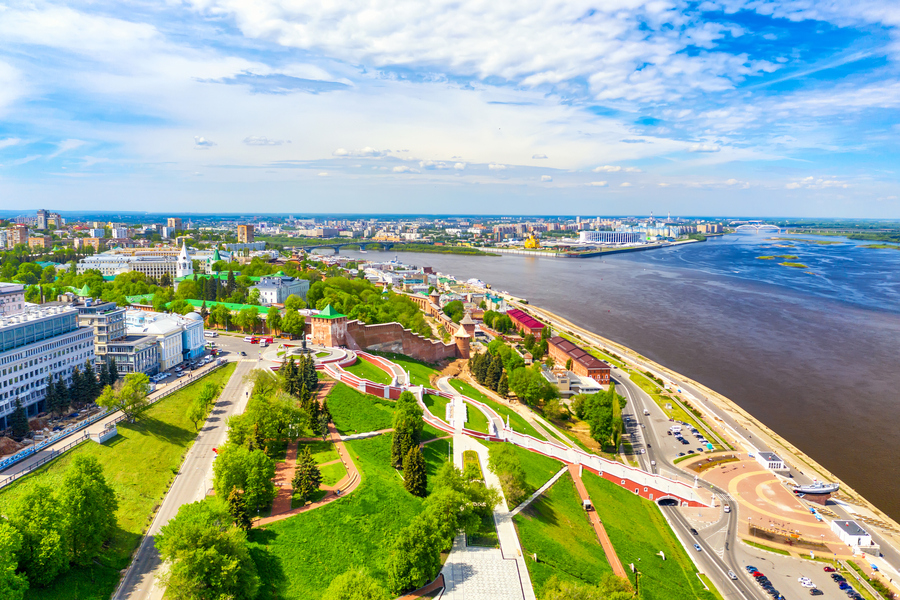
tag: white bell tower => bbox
[176,241,193,278]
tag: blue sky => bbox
[0,0,898,217]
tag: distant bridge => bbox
[734,223,781,233]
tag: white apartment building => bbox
[0,283,25,316]
[125,309,205,369]
[0,304,95,427]
[76,243,193,280]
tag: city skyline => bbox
[1,1,899,217]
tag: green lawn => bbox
[343,357,393,385]
[0,362,237,600]
[369,351,442,387]
[463,401,491,434]
[423,393,452,422]
[582,472,719,600]
[483,440,563,497]
[422,438,452,495]
[298,440,340,464]
[251,435,425,598]
[320,461,347,487]
[513,474,612,595]
[449,379,548,441]
[326,382,396,435]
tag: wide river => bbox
[340,234,900,519]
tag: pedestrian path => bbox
[567,464,628,578]
[509,466,569,517]
[446,433,536,600]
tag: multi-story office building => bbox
[74,299,126,366]
[237,224,254,244]
[77,246,192,280]
[578,231,643,244]
[167,217,183,230]
[35,209,48,230]
[106,335,159,375]
[0,284,25,316]
[0,304,95,427]
[251,276,310,305]
[126,308,204,369]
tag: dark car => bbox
[746,566,758,572]
[240,351,246,356]
[677,452,686,457]
[839,583,851,590]
[809,590,824,596]
[690,528,698,535]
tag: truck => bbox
[643,408,650,416]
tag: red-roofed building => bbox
[507,308,545,337]
[548,336,610,384]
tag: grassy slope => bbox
[0,363,237,600]
[326,382,395,435]
[513,474,612,595]
[422,438,452,495]
[482,440,563,497]
[449,379,547,441]
[582,472,718,600]
[251,435,424,599]
[423,393,451,422]
[463,401,491,434]
[343,358,392,385]
[369,351,441,387]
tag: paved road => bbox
[114,358,254,600]
[614,369,763,600]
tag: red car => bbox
[823,566,836,572]
[752,572,765,578]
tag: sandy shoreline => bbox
[519,300,900,545]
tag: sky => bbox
[0,0,899,217]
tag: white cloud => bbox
[688,143,721,152]
[488,163,507,170]
[658,182,670,187]
[593,165,622,172]
[318,172,329,176]
[532,153,548,159]
[244,136,289,146]
[785,176,849,189]
[12,155,41,166]
[48,139,87,159]
[620,182,632,187]
[190,0,781,102]
[454,162,467,170]
[624,167,643,173]
[393,165,419,173]
[0,138,21,151]
[333,147,388,157]
[587,181,608,187]
[419,160,449,169]
[194,136,217,149]
[541,175,552,182]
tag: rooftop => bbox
[834,520,869,537]
[314,304,347,320]
[548,336,610,371]
[507,308,545,330]
[758,452,783,462]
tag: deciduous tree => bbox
[8,484,69,586]
[96,373,151,422]
[323,568,388,600]
[0,520,27,600]
[60,455,118,565]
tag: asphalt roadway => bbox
[113,357,254,600]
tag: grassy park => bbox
[423,393,452,422]
[582,472,719,600]
[449,378,548,441]
[0,362,236,600]
[298,440,340,464]
[422,438,452,494]
[370,351,442,387]
[252,435,425,598]
[483,440,563,498]
[343,357,393,385]
[514,474,612,594]
[326,382,396,434]
[463,401,491,434]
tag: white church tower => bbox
[176,241,193,279]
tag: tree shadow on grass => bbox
[248,542,287,600]
[138,416,196,445]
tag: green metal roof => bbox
[172,299,275,315]
[315,304,346,319]
[126,294,155,305]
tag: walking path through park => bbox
[255,381,365,526]
[567,464,628,578]
[442,433,536,600]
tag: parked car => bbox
[746,566,758,572]
[690,528,698,535]
[823,567,836,572]
[809,590,824,596]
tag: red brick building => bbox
[547,336,611,384]
[506,308,545,337]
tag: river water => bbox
[340,234,900,519]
